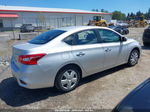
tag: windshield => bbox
[29,30,66,44]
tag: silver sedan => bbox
[11,26,141,92]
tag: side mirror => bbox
[121,36,127,42]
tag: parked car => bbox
[143,26,150,46]
[109,25,129,35]
[116,22,129,28]
[20,24,35,33]
[11,26,141,92]
[113,78,150,112]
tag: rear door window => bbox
[75,30,98,45]
[29,30,66,44]
[63,30,99,45]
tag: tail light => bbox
[18,53,46,65]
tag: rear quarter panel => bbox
[38,44,87,86]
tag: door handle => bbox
[76,52,85,57]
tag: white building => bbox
[0,5,112,30]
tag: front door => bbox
[97,29,125,68]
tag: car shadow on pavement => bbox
[142,45,150,50]
[0,77,62,107]
[80,64,127,86]
[0,64,127,107]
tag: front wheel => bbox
[55,66,81,92]
[127,49,139,66]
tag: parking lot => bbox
[0,28,150,111]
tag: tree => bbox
[95,9,99,12]
[112,11,126,20]
[92,9,109,13]
[130,12,136,19]
[148,8,150,19]
[145,8,150,19]
[136,11,143,17]
[92,8,150,20]
[92,9,99,12]
[101,9,109,13]
[92,9,96,12]
[126,13,131,20]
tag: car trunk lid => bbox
[12,42,42,68]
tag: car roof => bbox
[57,26,111,32]
[115,78,150,112]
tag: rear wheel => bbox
[127,49,139,66]
[55,66,80,92]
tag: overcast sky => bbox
[0,0,150,14]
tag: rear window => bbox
[29,30,66,44]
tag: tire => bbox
[125,30,129,35]
[127,49,139,66]
[55,66,81,92]
[126,30,129,34]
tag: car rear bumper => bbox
[10,57,55,89]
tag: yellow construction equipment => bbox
[88,15,107,27]
[128,16,148,27]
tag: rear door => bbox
[64,29,105,75]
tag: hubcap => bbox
[130,50,139,65]
[61,70,78,90]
